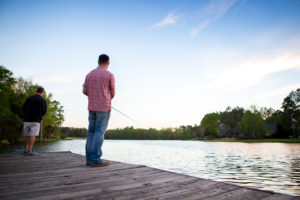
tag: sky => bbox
[1,0,300,129]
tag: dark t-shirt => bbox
[23,94,47,122]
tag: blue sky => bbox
[1,0,300,129]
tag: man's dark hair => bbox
[98,54,109,64]
[36,87,44,93]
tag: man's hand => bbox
[83,88,88,96]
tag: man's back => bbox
[83,66,115,112]
[23,94,47,122]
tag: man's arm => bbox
[82,75,88,96]
[83,87,88,96]
[110,74,115,99]
[41,98,47,116]
[110,88,115,99]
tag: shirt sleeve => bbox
[41,98,47,116]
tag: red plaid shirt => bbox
[83,66,115,112]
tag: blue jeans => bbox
[85,111,110,164]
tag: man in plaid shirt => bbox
[83,54,115,167]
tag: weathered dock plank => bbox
[0,151,298,200]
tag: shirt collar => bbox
[98,65,107,70]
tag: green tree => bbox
[43,93,64,138]
[200,112,221,137]
[277,88,300,138]
[60,127,88,138]
[240,106,266,139]
[0,66,16,116]
[260,107,276,121]
[282,89,300,115]
[220,106,244,137]
[0,66,65,143]
[0,66,23,143]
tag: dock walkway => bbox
[0,151,299,200]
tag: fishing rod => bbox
[112,106,137,122]
[64,106,137,123]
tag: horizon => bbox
[1,0,300,129]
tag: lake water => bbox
[1,139,300,196]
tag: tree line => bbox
[59,126,201,140]
[0,66,64,144]
[200,88,299,139]
[60,127,88,138]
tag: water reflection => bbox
[1,140,299,196]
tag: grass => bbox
[63,137,86,140]
[36,137,80,143]
[36,138,61,143]
[0,139,10,145]
[194,138,300,143]
[0,138,72,145]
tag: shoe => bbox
[90,161,110,167]
[23,151,29,156]
[27,151,36,156]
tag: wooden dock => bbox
[0,151,299,200]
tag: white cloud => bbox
[190,0,238,37]
[207,52,300,91]
[153,12,180,28]
[180,40,300,93]
[256,84,300,100]
[190,20,211,37]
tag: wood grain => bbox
[0,151,297,200]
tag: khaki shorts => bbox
[23,122,40,137]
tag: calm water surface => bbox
[1,140,300,196]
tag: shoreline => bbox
[67,137,300,143]
[2,138,300,145]
[189,138,300,143]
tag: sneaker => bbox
[23,151,29,156]
[90,161,110,167]
[27,151,36,156]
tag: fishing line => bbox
[112,106,137,122]
[64,107,137,123]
